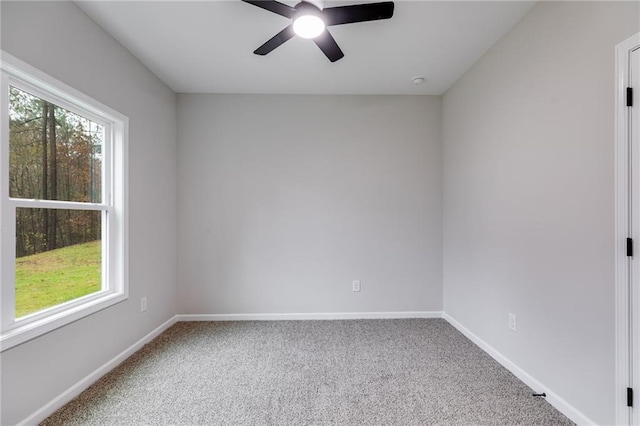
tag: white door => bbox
[617,34,640,426]
[631,45,640,426]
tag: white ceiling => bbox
[76,1,534,95]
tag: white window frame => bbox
[0,51,128,352]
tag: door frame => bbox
[616,32,640,426]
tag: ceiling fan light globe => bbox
[293,15,325,39]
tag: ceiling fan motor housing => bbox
[301,0,325,11]
[295,1,323,17]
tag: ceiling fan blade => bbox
[322,2,394,26]
[241,0,296,18]
[313,30,344,62]
[254,25,296,55]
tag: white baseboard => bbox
[18,315,178,426]
[441,312,596,426]
[177,311,443,321]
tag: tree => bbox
[47,103,57,250]
[42,101,49,251]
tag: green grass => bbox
[15,241,101,318]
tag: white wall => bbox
[0,2,178,424]
[178,94,442,315]
[442,2,639,424]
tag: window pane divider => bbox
[9,198,108,211]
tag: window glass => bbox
[9,86,103,203]
[15,208,102,318]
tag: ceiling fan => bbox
[241,0,394,62]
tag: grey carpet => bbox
[42,319,573,425]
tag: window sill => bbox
[0,292,127,352]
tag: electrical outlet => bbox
[352,280,361,292]
[141,297,147,313]
[508,313,517,332]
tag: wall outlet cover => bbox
[508,313,517,332]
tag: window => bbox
[1,52,128,351]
